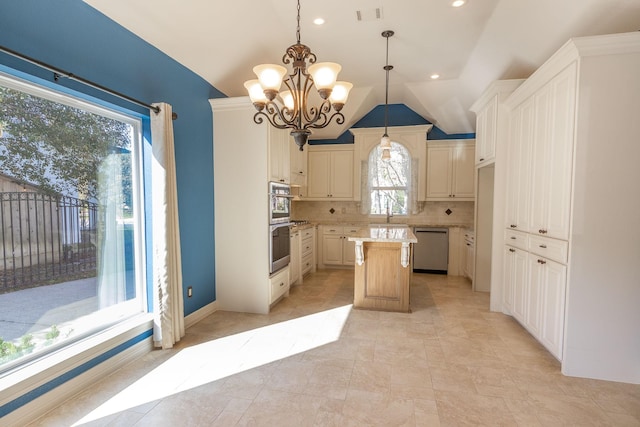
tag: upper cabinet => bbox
[471,80,524,167]
[268,127,290,184]
[306,145,354,200]
[426,140,475,201]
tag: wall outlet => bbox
[187,286,193,297]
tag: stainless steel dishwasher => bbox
[413,227,449,274]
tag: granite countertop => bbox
[348,225,418,243]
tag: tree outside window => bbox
[368,142,411,215]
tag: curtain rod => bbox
[0,44,177,120]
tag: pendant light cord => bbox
[382,31,394,137]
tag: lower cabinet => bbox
[269,267,290,305]
[290,230,300,285]
[320,225,360,267]
[503,237,567,360]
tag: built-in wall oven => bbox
[270,223,290,274]
[269,182,292,274]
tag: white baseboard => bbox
[184,300,218,329]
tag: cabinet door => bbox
[452,145,475,198]
[426,146,453,198]
[290,231,300,285]
[540,258,567,360]
[511,247,528,325]
[307,151,330,198]
[329,151,354,199]
[268,128,290,183]
[502,246,515,314]
[322,234,344,265]
[543,64,576,240]
[506,97,534,232]
[289,141,307,186]
[342,227,360,265]
[476,95,497,164]
[526,253,545,338]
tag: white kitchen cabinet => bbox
[269,266,290,304]
[268,126,291,184]
[538,257,567,360]
[525,253,543,339]
[290,229,300,285]
[289,140,308,195]
[319,225,360,267]
[463,230,475,281]
[299,226,315,277]
[528,64,576,240]
[473,94,497,166]
[498,32,640,382]
[503,245,528,323]
[505,96,534,232]
[426,140,475,201]
[307,146,354,200]
[210,96,293,314]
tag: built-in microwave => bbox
[269,181,292,224]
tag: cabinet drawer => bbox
[301,238,313,257]
[528,235,568,264]
[301,227,314,239]
[344,227,360,235]
[269,268,289,304]
[301,254,313,275]
[504,229,528,250]
[323,226,344,235]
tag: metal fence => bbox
[0,192,97,293]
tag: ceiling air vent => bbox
[356,8,382,22]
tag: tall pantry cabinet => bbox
[209,97,290,314]
[499,32,640,383]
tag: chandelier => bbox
[380,30,394,161]
[244,0,352,151]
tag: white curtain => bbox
[97,152,126,308]
[151,102,185,349]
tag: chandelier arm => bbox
[306,111,345,130]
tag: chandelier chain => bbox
[296,0,301,44]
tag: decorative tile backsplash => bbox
[292,200,474,226]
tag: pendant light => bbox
[380,30,394,160]
[244,0,352,151]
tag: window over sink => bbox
[367,141,411,216]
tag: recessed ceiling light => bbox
[452,0,466,7]
[430,74,440,80]
[313,17,325,25]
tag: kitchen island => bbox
[348,226,418,313]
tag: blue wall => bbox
[310,104,475,144]
[0,0,224,315]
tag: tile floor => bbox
[29,270,640,426]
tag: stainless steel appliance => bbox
[269,181,292,224]
[270,223,291,274]
[413,227,449,274]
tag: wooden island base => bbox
[353,241,412,313]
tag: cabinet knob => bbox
[279,282,285,287]
[537,259,546,265]
[479,158,485,162]
[510,225,517,228]
[509,248,515,253]
[539,244,547,249]
[510,236,516,240]
[538,229,547,234]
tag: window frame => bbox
[367,141,411,217]
[0,70,148,376]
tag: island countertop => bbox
[348,225,417,243]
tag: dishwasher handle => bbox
[414,228,448,234]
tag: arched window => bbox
[368,141,411,215]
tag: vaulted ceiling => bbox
[84,0,640,139]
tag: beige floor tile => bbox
[27,270,640,427]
